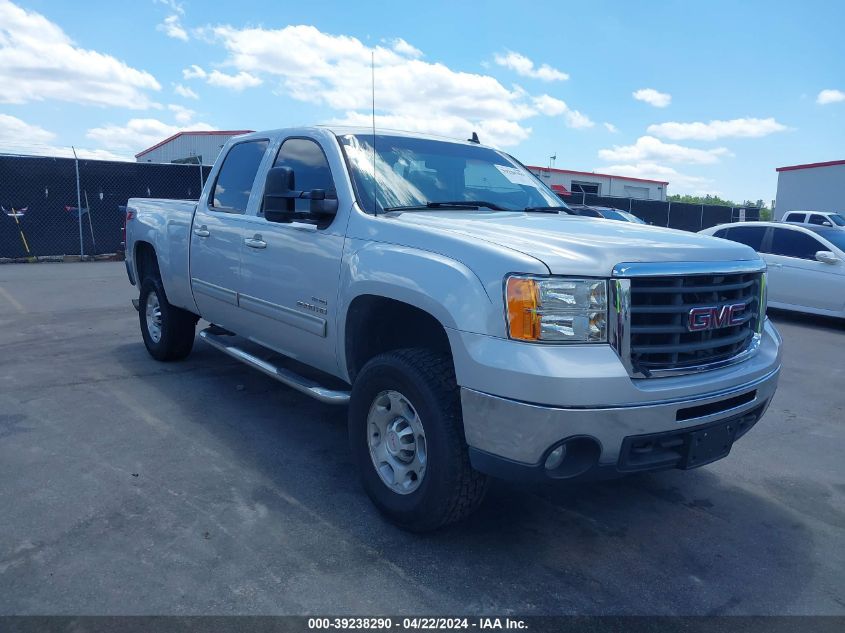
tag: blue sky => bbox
[1,0,843,204]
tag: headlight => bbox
[505,276,608,343]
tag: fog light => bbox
[544,445,567,470]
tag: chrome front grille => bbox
[611,261,766,378]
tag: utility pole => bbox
[72,146,84,259]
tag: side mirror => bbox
[815,250,840,265]
[308,189,339,216]
[822,221,832,227]
[264,166,296,222]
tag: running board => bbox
[198,329,350,405]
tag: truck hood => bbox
[390,211,760,275]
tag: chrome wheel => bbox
[145,291,162,343]
[367,390,427,495]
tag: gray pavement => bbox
[0,262,843,615]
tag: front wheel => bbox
[348,348,488,531]
[139,277,197,361]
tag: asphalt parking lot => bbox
[0,262,843,615]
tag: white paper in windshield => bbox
[494,164,536,186]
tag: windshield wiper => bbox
[523,206,567,214]
[383,200,506,212]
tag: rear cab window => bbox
[210,140,270,213]
[784,212,806,223]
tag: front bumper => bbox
[462,365,779,481]
[456,319,782,481]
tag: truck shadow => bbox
[111,341,816,615]
[768,308,845,333]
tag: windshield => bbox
[618,210,646,224]
[829,214,845,226]
[338,134,567,214]
[818,231,845,251]
[600,209,641,222]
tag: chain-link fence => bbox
[1,154,210,261]
[566,192,761,230]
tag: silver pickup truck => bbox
[125,127,782,531]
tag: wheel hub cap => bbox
[367,390,427,495]
[145,292,162,343]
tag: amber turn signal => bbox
[506,277,540,340]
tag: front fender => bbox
[336,239,498,378]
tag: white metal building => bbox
[774,159,845,219]
[527,166,668,201]
[135,130,253,165]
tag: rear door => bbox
[762,227,841,311]
[236,136,347,376]
[190,138,269,329]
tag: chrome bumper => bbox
[460,365,780,467]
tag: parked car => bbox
[701,222,845,318]
[568,204,646,223]
[125,127,782,531]
[781,210,845,229]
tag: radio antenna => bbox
[371,51,378,216]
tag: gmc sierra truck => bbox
[125,127,782,531]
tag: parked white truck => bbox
[125,127,782,531]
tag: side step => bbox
[198,329,350,405]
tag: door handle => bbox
[245,234,267,249]
[193,225,210,238]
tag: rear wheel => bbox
[349,348,488,531]
[139,276,196,361]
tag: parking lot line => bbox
[0,284,26,314]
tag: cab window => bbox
[272,138,336,214]
[210,140,269,213]
[768,228,826,260]
[808,214,831,226]
[784,212,806,223]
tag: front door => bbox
[189,138,269,329]
[237,136,347,376]
[764,227,842,311]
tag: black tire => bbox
[348,348,488,531]
[138,276,197,361]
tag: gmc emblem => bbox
[687,303,747,332]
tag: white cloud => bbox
[598,136,729,165]
[0,114,130,160]
[632,88,672,108]
[600,162,715,195]
[0,0,160,109]
[0,113,56,145]
[531,95,593,128]
[86,117,214,152]
[389,38,422,58]
[817,89,845,105]
[183,64,207,80]
[532,94,567,116]
[173,83,198,99]
[206,70,262,90]
[603,122,619,133]
[647,117,787,141]
[157,14,188,41]
[154,0,184,14]
[181,64,262,91]
[181,24,589,147]
[564,109,594,129]
[167,104,195,124]
[493,51,569,81]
